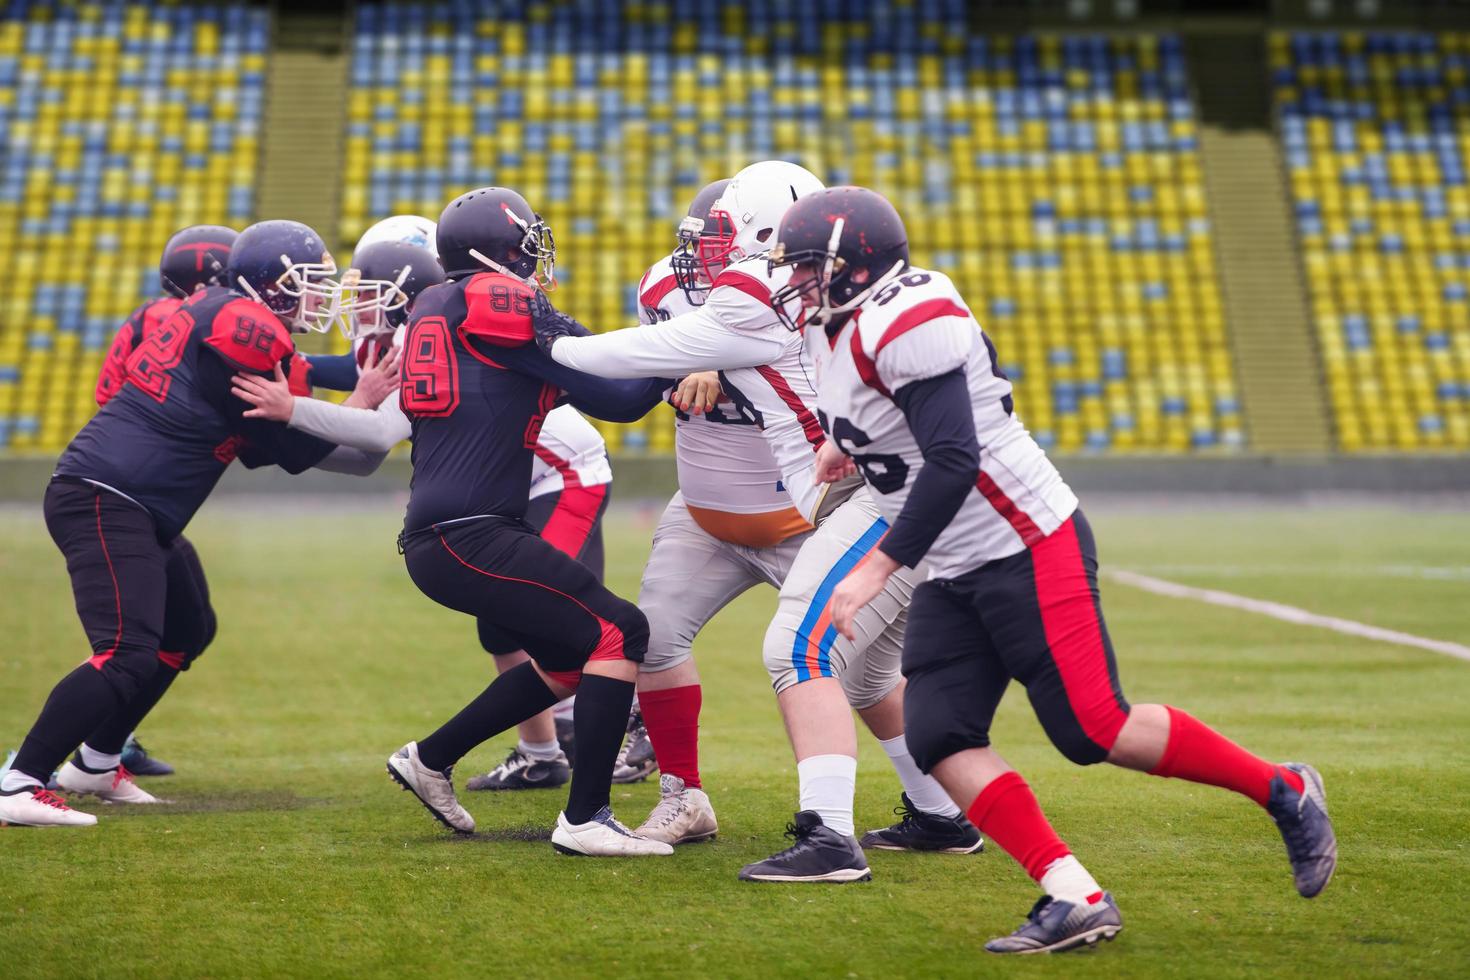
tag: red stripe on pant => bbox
[87,492,124,670]
[1029,516,1129,754]
[538,483,606,560]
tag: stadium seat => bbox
[0,1,266,452]
[342,2,1240,454]
[1274,30,1470,451]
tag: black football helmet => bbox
[669,177,732,302]
[227,219,340,333]
[159,225,238,298]
[338,241,445,339]
[768,186,910,330]
[436,186,555,288]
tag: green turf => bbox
[2,499,1467,978]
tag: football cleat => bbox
[985,893,1124,954]
[120,736,175,777]
[56,760,160,804]
[551,805,673,857]
[635,774,718,845]
[738,810,871,884]
[386,742,475,834]
[465,747,570,792]
[0,786,98,827]
[859,793,984,854]
[1267,762,1337,898]
[611,708,657,784]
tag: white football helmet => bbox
[697,160,824,281]
[355,214,438,256]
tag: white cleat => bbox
[552,805,674,857]
[0,786,98,827]
[56,761,160,804]
[635,774,718,845]
[386,742,475,834]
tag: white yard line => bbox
[1107,569,1470,664]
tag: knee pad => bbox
[761,615,803,696]
[1039,714,1117,767]
[589,599,648,665]
[94,644,158,702]
[637,586,695,674]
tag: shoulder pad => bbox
[639,261,679,311]
[462,272,538,347]
[203,298,295,372]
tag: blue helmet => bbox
[436,186,555,288]
[160,225,238,298]
[227,219,340,333]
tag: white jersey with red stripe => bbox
[349,331,609,500]
[637,255,794,521]
[551,252,831,524]
[806,266,1078,579]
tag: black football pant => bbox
[12,479,215,783]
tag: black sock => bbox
[12,663,125,784]
[416,661,558,773]
[564,673,635,824]
[84,661,181,756]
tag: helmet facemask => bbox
[469,205,557,290]
[695,209,740,284]
[237,252,341,333]
[770,217,905,331]
[670,214,712,301]
[336,264,413,341]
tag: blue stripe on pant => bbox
[791,517,889,682]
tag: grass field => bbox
[2,495,1468,978]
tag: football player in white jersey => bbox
[532,162,981,883]
[231,217,625,793]
[770,186,1337,951]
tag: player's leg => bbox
[739,496,889,883]
[1,483,167,825]
[394,518,667,855]
[1023,511,1336,898]
[902,575,1123,954]
[80,535,213,780]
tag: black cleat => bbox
[985,893,1123,954]
[738,810,871,883]
[859,793,984,854]
[611,708,657,784]
[1267,762,1337,898]
[465,747,570,791]
[121,736,175,777]
[554,713,575,768]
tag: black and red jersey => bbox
[95,296,184,407]
[401,272,665,531]
[56,286,337,540]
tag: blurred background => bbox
[0,0,1466,498]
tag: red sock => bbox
[966,771,1072,882]
[638,684,702,789]
[1149,706,1303,807]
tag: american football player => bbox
[771,185,1336,952]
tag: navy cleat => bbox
[985,893,1123,955]
[121,736,175,777]
[465,747,570,791]
[611,708,657,784]
[859,793,984,854]
[738,811,871,884]
[1267,762,1337,898]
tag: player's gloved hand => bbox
[530,290,592,356]
[231,362,296,422]
[344,345,401,410]
[814,439,858,484]
[672,371,723,413]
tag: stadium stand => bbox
[1275,30,1470,451]
[0,0,267,452]
[341,1,1242,453]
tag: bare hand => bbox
[830,549,901,641]
[345,345,400,409]
[673,372,722,413]
[231,363,295,422]
[814,439,857,484]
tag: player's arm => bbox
[877,369,981,568]
[231,348,407,454]
[532,290,788,378]
[301,352,360,392]
[490,341,668,423]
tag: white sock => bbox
[518,738,561,761]
[796,753,857,837]
[1,769,42,793]
[80,744,122,772]
[878,734,961,818]
[1040,855,1105,906]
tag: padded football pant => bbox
[477,486,610,656]
[11,479,216,783]
[404,514,647,684]
[902,510,1132,772]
